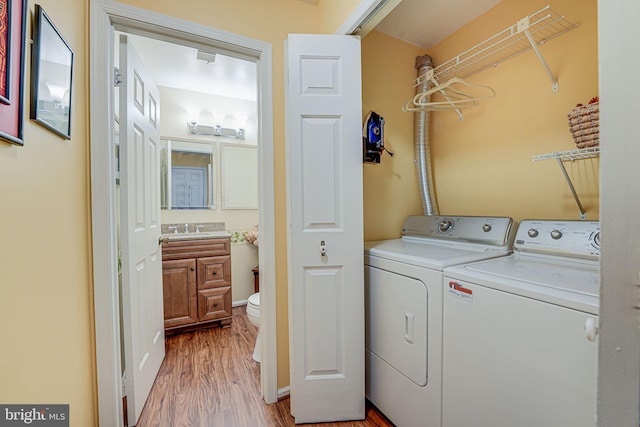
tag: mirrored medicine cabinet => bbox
[159,138,258,211]
[160,138,215,210]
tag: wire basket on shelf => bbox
[568,98,599,148]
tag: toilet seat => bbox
[248,292,260,308]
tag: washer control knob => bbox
[551,230,563,240]
[527,229,539,238]
[439,219,453,232]
[482,224,492,232]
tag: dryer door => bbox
[365,265,428,386]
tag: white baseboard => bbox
[232,300,248,307]
[277,386,290,400]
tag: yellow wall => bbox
[362,31,428,241]
[0,1,95,426]
[317,0,362,34]
[425,0,599,221]
[363,0,599,242]
[363,0,598,238]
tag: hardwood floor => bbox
[137,307,393,427]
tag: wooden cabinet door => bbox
[197,287,232,321]
[162,258,197,329]
[197,255,231,289]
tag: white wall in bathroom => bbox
[159,86,258,145]
[158,85,259,303]
[231,243,259,302]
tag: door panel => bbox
[301,117,341,228]
[302,266,344,378]
[286,34,364,424]
[119,34,165,426]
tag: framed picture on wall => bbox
[0,0,11,104]
[30,4,74,140]
[0,0,26,146]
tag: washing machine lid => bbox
[365,238,511,271]
[444,254,600,315]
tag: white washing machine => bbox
[442,220,600,427]
[364,215,514,427]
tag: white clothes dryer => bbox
[442,220,600,427]
[364,215,514,427]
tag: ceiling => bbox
[125,0,501,99]
[376,0,501,50]
[125,34,258,101]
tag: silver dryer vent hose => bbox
[414,54,439,216]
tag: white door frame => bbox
[89,1,276,425]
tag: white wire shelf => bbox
[423,5,578,87]
[532,146,599,220]
[532,146,600,162]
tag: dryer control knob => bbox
[527,229,539,238]
[439,219,453,232]
[482,224,492,232]
[551,230,563,240]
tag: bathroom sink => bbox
[161,231,230,242]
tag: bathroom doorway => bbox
[89,2,277,425]
[114,29,263,424]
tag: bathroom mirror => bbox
[160,138,215,210]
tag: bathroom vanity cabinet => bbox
[161,237,232,334]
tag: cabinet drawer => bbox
[197,255,231,289]
[162,238,230,261]
[198,287,232,321]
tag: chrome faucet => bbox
[184,223,189,234]
[195,224,205,233]
[167,226,178,235]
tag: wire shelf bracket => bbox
[533,146,599,220]
[423,5,579,93]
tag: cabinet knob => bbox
[213,271,217,275]
[213,302,218,307]
[190,267,195,271]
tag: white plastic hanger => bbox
[402,76,496,118]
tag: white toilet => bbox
[246,292,261,362]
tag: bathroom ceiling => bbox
[125,0,501,100]
[124,34,258,101]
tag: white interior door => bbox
[285,33,364,424]
[119,34,165,426]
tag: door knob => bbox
[320,241,327,256]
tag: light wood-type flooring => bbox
[136,306,393,427]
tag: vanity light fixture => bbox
[187,122,246,139]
